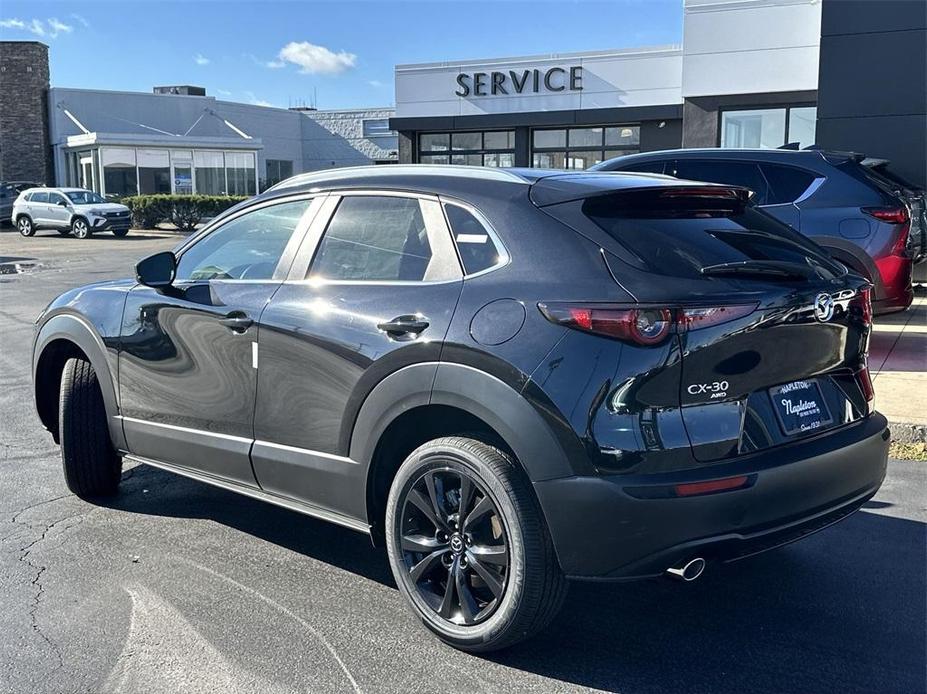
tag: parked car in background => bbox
[12,188,131,239]
[32,166,887,652]
[592,149,923,313]
[0,181,44,225]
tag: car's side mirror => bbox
[136,251,177,288]
[57,199,69,207]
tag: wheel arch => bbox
[352,362,581,540]
[33,313,124,449]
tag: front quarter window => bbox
[175,199,313,281]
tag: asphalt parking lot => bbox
[1,229,925,694]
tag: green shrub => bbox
[120,195,249,231]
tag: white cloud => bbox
[193,53,210,66]
[277,41,356,75]
[244,91,273,108]
[368,79,385,88]
[1,17,74,38]
[246,53,286,69]
[47,18,73,37]
[70,13,90,28]
[215,88,232,97]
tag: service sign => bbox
[455,66,583,97]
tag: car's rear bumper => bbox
[534,413,890,580]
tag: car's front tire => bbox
[71,217,91,239]
[17,216,35,237]
[59,357,122,497]
[111,228,129,237]
[385,437,567,652]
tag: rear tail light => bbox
[864,206,911,256]
[849,286,873,325]
[674,475,750,497]
[539,302,756,346]
[855,366,875,414]
[863,206,909,224]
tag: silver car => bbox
[12,187,131,239]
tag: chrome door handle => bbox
[377,315,429,337]
[219,313,253,333]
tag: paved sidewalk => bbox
[870,289,927,441]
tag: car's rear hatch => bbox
[534,177,875,463]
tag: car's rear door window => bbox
[443,202,505,275]
[309,195,460,282]
[31,191,49,204]
[760,164,818,204]
[670,160,769,205]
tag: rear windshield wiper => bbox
[700,260,814,280]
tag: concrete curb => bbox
[888,420,927,444]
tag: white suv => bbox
[13,188,131,239]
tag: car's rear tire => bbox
[111,228,129,237]
[71,217,91,239]
[17,216,35,237]
[59,357,122,498]
[385,436,567,652]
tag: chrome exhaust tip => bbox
[666,557,706,582]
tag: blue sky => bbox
[1,0,683,109]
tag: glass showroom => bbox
[63,147,259,197]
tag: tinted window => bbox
[671,160,768,205]
[31,191,49,204]
[48,193,68,206]
[580,189,841,281]
[445,204,503,275]
[176,199,311,281]
[311,196,450,282]
[615,160,666,174]
[760,164,817,204]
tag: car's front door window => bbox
[176,199,314,281]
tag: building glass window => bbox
[226,152,256,196]
[362,118,395,137]
[532,125,640,169]
[720,106,817,149]
[195,151,226,195]
[172,150,194,195]
[265,159,294,188]
[101,148,138,197]
[418,131,515,167]
[787,107,817,150]
[138,148,171,194]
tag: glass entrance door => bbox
[80,156,94,190]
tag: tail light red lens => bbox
[855,366,875,414]
[863,206,909,224]
[674,475,750,497]
[850,286,873,325]
[539,303,756,346]
[864,206,911,256]
[559,306,673,345]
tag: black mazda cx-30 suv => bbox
[33,166,888,651]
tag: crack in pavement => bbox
[9,494,95,674]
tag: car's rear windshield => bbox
[838,160,921,197]
[581,188,843,280]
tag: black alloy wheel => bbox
[386,437,567,652]
[399,467,509,626]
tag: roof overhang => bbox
[62,132,263,150]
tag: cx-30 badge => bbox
[813,293,834,322]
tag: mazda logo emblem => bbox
[813,293,834,322]
[450,535,464,553]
